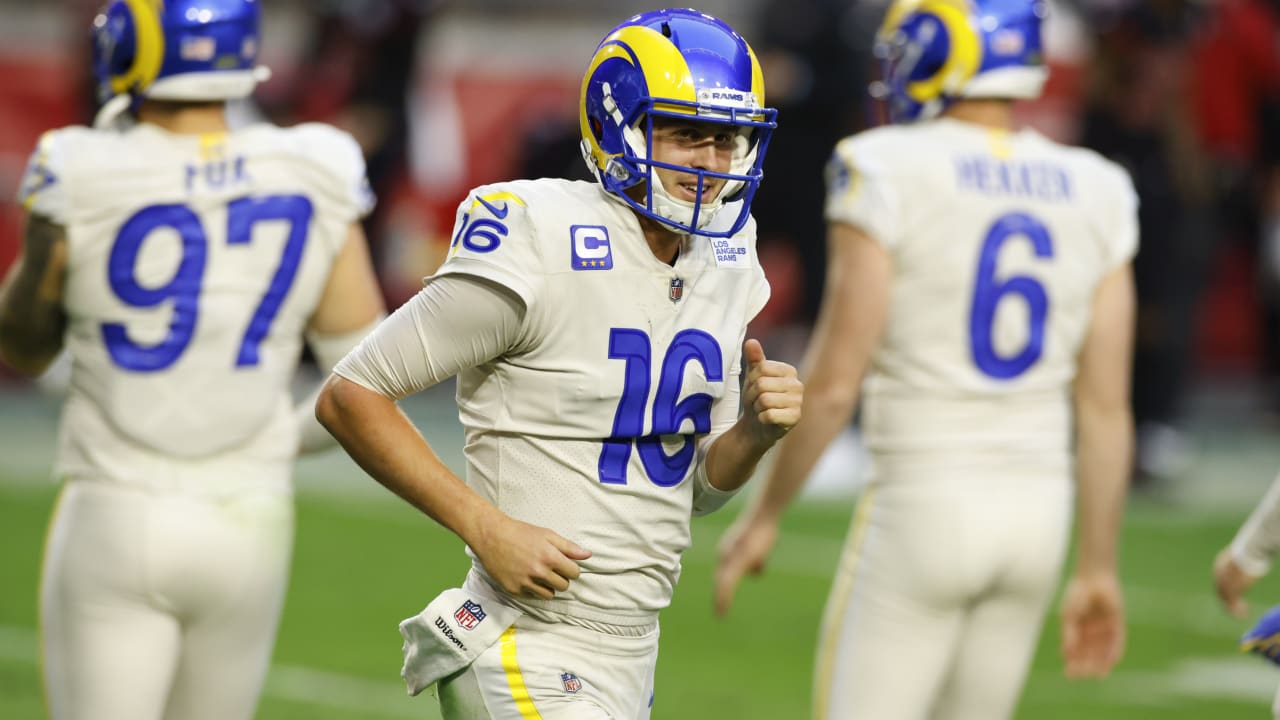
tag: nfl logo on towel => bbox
[453,600,486,630]
[669,277,684,303]
[561,672,582,694]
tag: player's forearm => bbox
[704,420,774,494]
[0,311,64,376]
[1073,399,1132,576]
[0,217,68,376]
[750,385,857,522]
[1229,471,1280,576]
[316,375,499,546]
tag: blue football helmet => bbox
[874,0,1048,123]
[92,0,270,127]
[1242,604,1280,666]
[579,8,777,237]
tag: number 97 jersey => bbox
[18,122,372,489]
[825,119,1138,463]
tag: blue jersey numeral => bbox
[103,205,207,372]
[600,328,724,487]
[968,212,1054,380]
[103,194,314,372]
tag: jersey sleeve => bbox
[295,123,376,222]
[823,136,903,250]
[333,275,527,400]
[430,186,544,310]
[1229,471,1280,577]
[17,130,71,224]
[1097,161,1140,270]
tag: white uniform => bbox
[21,121,372,720]
[816,118,1138,720]
[335,178,769,718]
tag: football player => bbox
[0,2,385,719]
[316,8,803,718]
[714,0,1137,717]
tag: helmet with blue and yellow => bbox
[875,0,1049,123]
[579,8,778,237]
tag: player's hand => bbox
[470,514,592,600]
[1241,604,1280,665]
[713,513,779,617]
[1213,547,1260,619]
[1059,572,1125,678]
[740,338,802,448]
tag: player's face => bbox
[648,118,736,204]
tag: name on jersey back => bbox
[955,156,1071,203]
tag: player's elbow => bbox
[315,374,357,437]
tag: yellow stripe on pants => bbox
[501,625,544,719]
[813,486,877,720]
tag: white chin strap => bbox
[93,66,271,130]
[650,183,723,233]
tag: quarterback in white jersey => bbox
[317,9,802,719]
[0,3,384,719]
[715,0,1137,718]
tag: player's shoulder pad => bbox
[447,179,543,259]
[1057,141,1137,200]
[18,126,92,217]
[284,122,367,179]
[829,125,912,186]
[455,178,591,242]
[275,122,374,215]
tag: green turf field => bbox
[4,387,1280,719]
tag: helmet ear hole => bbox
[590,117,603,142]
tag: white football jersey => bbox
[434,179,769,623]
[18,122,372,492]
[826,118,1138,463]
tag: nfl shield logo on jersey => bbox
[453,600,486,631]
[669,277,684,303]
[561,672,582,694]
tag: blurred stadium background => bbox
[4,0,1280,717]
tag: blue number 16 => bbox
[103,194,313,372]
[599,328,723,487]
[968,212,1054,380]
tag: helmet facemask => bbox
[587,92,772,236]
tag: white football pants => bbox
[814,472,1072,720]
[40,479,294,720]
[438,614,659,719]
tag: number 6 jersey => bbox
[826,118,1139,467]
[18,122,372,493]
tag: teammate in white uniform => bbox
[714,0,1137,718]
[316,9,803,719]
[0,3,385,719]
